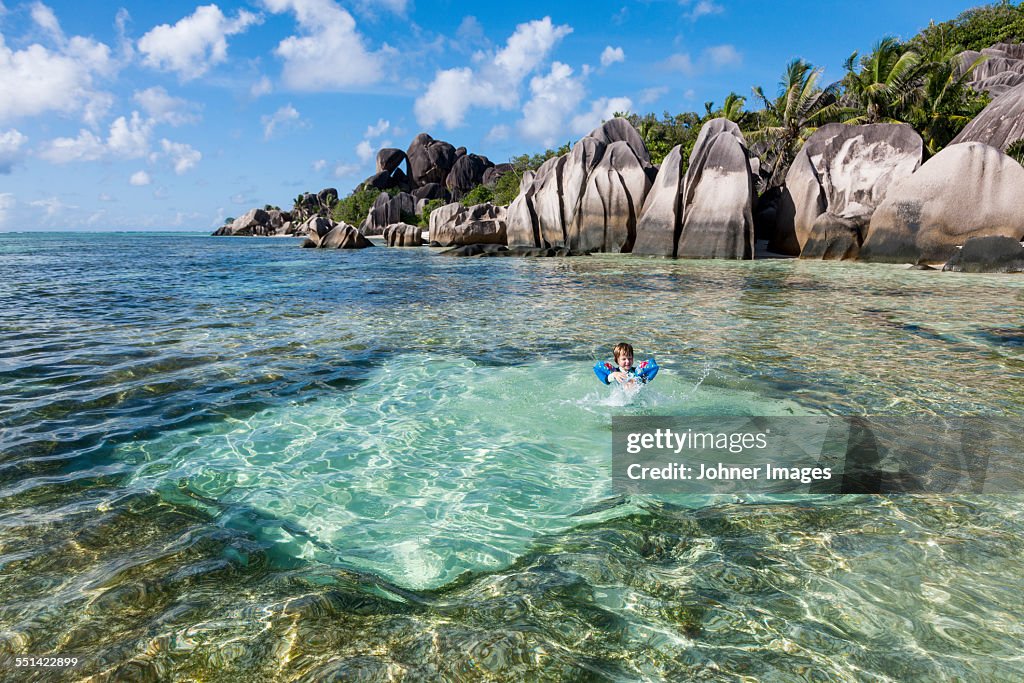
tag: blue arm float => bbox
[594,360,616,384]
[636,358,659,384]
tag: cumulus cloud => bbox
[138,4,262,80]
[333,162,360,178]
[415,16,573,128]
[312,158,327,172]
[517,62,585,146]
[680,0,724,20]
[0,17,116,124]
[31,2,64,43]
[133,87,201,126]
[600,46,624,68]
[355,139,374,162]
[160,139,201,174]
[705,44,742,68]
[250,76,273,97]
[571,96,633,136]
[129,170,151,186]
[39,112,153,163]
[364,118,390,138]
[261,104,301,139]
[0,129,28,174]
[263,0,385,91]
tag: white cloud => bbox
[30,196,71,220]
[571,96,633,135]
[0,129,28,174]
[263,0,385,91]
[455,16,487,50]
[0,28,115,124]
[98,192,115,201]
[680,0,724,20]
[133,87,200,126]
[107,112,153,157]
[31,2,64,43]
[312,158,326,172]
[415,16,573,128]
[705,44,742,68]
[600,46,624,68]
[364,118,389,138]
[251,75,273,97]
[663,44,741,75]
[39,112,153,163]
[517,62,585,146]
[639,86,669,104]
[160,139,201,174]
[129,170,151,186]
[333,162,359,178]
[355,0,406,15]
[261,104,301,139]
[355,139,374,162]
[485,124,510,142]
[0,193,13,229]
[138,4,262,80]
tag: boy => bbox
[594,343,659,386]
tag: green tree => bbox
[907,51,990,154]
[842,38,923,124]
[749,59,843,187]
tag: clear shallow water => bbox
[1,233,1023,680]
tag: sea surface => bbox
[1,232,1022,681]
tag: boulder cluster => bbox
[957,42,1024,97]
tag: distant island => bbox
[215,3,1024,273]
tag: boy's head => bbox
[613,342,634,369]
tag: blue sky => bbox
[0,0,984,230]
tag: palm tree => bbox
[907,51,990,155]
[842,37,923,124]
[721,92,747,124]
[749,59,843,187]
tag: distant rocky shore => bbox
[215,42,1024,273]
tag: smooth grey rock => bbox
[363,191,416,235]
[411,183,449,202]
[799,213,867,260]
[952,81,1024,152]
[776,123,922,255]
[506,170,540,247]
[406,133,457,187]
[533,155,569,247]
[862,142,1024,263]
[319,222,373,249]
[942,235,1024,272]
[429,201,506,246]
[586,117,650,164]
[299,216,335,243]
[677,132,755,259]
[445,153,493,200]
[568,141,652,253]
[226,207,271,236]
[383,222,424,247]
[958,45,1024,95]
[561,136,606,234]
[376,148,406,174]
[633,145,684,257]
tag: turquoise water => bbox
[1,233,1023,680]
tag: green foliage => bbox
[460,184,494,206]
[911,2,1024,56]
[617,111,703,165]
[493,171,522,206]
[419,198,446,227]
[331,187,382,225]
[1007,138,1024,165]
[842,37,923,124]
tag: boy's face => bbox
[616,353,633,370]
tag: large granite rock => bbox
[319,222,373,249]
[406,133,457,187]
[951,81,1024,152]
[957,43,1024,96]
[482,163,514,187]
[411,183,450,203]
[587,117,650,164]
[799,213,866,260]
[429,202,507,246]
[298,216,334,245]
[376,148,406,174]
[383,222,424,247]
[361,191,415,235]
[861,142,1024,263]
[632,145,683,256]
[446,153,493,200]
[775,123,923,256]
[677,129,755,259]
[942,235,1024,273]
[567,140,653,253]
[506,170,539,247]
[532,155,569,247]
[216,207,271,236]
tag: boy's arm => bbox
[594,360,615,384]
[637,358,659,384]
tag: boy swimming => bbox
[594,343,659,387]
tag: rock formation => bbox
[632,145,684,256]
[942,235,1024,273]
[319,222,374,249]
[360,191,416,235]
[957,43,1024,97]
[775,123,923,257]
[446,153,494,200]
[952,81,1024,152]
[861,142,1024,263]
[406,133,458,187]
[429,202,507,247]
[213,207,296,236]
[383,222,424,247]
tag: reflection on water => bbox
[1,233,1023,680]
